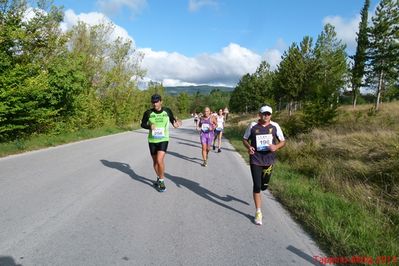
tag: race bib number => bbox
[152,128,165,139]
[256,134,273,151]
[201,124,210,132]
[217,122,223,129]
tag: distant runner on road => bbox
[197,107,217,167]
[141,94,181,192]
[213,108,225,153]
[242,105,285,225]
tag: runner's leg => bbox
[250,164,263,209]
[202,143,208,161]
[151,154,160,177]
[207,132,213,157]
[156,151,166,178]
[213,131,217,149]
[217,131,222,150]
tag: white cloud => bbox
[188,0,218,12]
[97,0,147,17]
[263,49,282,70]
[261,38,285,70]
[323,15,360,51]
[140,43,262,87]
[61,9,134,44]
[58,9,274,87]
[162,79,198,87]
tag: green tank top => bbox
[148,110,171,143]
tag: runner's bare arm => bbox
[243,138,255,155]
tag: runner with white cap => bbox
[242,105,286,225]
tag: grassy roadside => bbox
[0,125,139,158]
[271,164,398,259]
[223,104,399,260]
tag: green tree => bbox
[367,0,399,111]
[68,22,111,96]
[102,37,144,126]
[253,61,275,107]
[177,92,190,115]
[229,61,274,113]
[0,0,68,140]
[229,73,255,113]
[208,89,230,112]
[276,37,313,115]
[305,24,348,127]
[68,22,144,127]
[351,0,370,108]
[190,90,205,113]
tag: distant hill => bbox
[164,85,234,95]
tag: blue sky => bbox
[51,0,380,87]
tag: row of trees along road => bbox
[0,0,231,143]
[0,0,149,142]
[1,0,398,141]
[230,0,398,129]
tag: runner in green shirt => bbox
[141,94,181,192]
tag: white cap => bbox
[259,105,272,114]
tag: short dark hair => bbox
[151,94,162,103]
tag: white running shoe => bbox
[255,211,263,225]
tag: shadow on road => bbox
[286,245,323,266]
[0,256,22,266]
[165,173,253,222]
[167,150,203,165]
[100,160,252,222]
[100,160,156,190]
[176,141,202,149]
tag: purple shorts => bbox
[200,131,214,145]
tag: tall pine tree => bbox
[367,0,399,111]
[351,0,370,108]
[305,24,348,127]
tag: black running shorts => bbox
[148,141,169,155]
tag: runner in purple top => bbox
[242,105,286,225]
[197,107,217,167]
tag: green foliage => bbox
[278,112,307,138]
[177,92,190,114]
[207,89,230,111]
[313,24,348,102]
[0,1,146,141]
[229,61,275,113]
[271,165,399,259]
[276,37,313,111]
[229,74,253,113]
[351,0,370,107]
[367,0,399,110]
[0,62,59,141]
[0,0,67,140]
[385,83,399,101]
[302,101,338,128]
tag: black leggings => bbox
[250,164,273,193]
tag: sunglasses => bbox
[261,112,271,116]
[151,100,160,104]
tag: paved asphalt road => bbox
[0,119,326,266]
